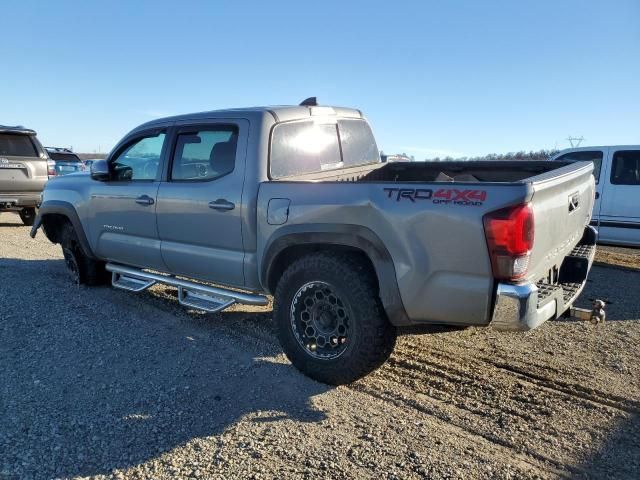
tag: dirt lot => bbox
[595,245,640,271]
[1,212,639,480]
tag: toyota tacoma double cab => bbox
[0,125,49,225]
[31,100,597,384]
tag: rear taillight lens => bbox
[47,159,57,177]
[483,203,534,281]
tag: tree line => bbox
[424,149,559,162]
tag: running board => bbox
[112,271,156,292]
[105,263,269,313]
[178,286,236,313]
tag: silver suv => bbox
[0,125,48,225]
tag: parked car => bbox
[0,125,48,225]
[381,153,412,163]
[45,147,85,176]
[551,146,640,247]
[31,101,596,384]
[82,159,100,169]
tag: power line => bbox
[567,136,584,148]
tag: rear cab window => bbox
[270,118,379,178]
[0,134,38,157]
[610,150,640,185]
[554,150,604,182]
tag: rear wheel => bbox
[60,223,109,286]
[19,208,36,226]
[274,252,397,385]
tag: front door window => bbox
[112,133,166,181]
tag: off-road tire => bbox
[60,223,109,286]
[274,252,397,385]
[19,208,36,226]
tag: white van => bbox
[551,146,640,247]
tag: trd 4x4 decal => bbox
[383,188,487,206]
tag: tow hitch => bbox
[570,299,607,324]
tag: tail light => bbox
[47,159,57,178]
[483,203,534,281]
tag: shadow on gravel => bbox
[577,412,640,479]
[567,266,640,322]
[399,324,469,336]
[0,259,331,479]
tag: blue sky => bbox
[1,0,638,158]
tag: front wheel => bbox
[273,253,397,385]
[60,223,109,286]
[19,208,36,226]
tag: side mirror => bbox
[90,159,110,181]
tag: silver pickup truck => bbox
[31,101,597,384]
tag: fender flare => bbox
[262,224,411,326]
[31,200,96,259]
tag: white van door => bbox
[553,149,606,221]
[598,148,640,246]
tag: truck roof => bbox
[552,145,640,158]
[137,105,363,130]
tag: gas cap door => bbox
[267,198,291,225]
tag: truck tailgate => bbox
[526,161,595,283]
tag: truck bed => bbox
[258,160,595,327]
[282,160,578,184]
[359,160,575,183]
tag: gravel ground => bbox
[1,212,639,480]
[595,245,640,271]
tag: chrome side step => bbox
[178,286,236,313]
[105,263,268,313]
[112,271,156,292]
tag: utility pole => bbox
[567,136,584,148]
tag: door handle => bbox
[208,199,235,211]
[135,195,155,206]
[595,192,600,200]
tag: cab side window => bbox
[611,150,640,185]
[112,133,166,181]
[555,150,604,183]
[171,126,238,181]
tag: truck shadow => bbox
[565,266,640,322]
[0,222,26,228]
[0,258,330,479]
[576,411,640,479]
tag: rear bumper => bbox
[490,226,597,331]
[0,192,41,209]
